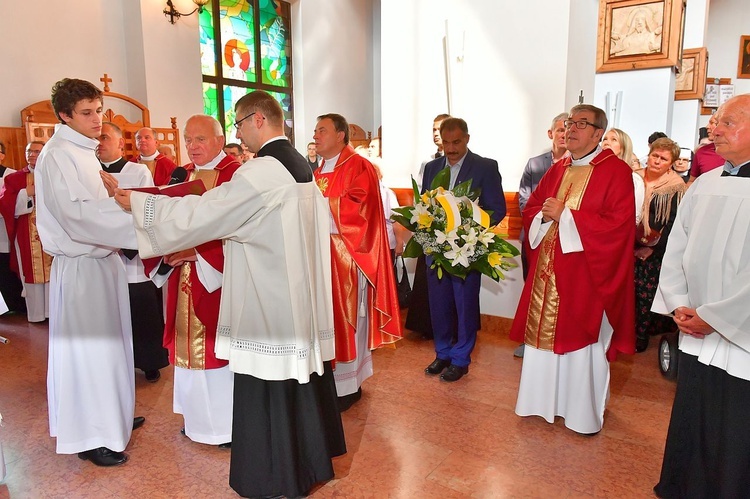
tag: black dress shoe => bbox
[424,358,451,375]
[440,364,468,382]
[144,369,161,382]
[132,416,145,430]
[218,442,231,449]
[78,447,128,467]
[337,387,362,412]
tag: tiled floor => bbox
[0,313,675,498]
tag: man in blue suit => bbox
[421,117,506,382]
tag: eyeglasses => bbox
[233,112,256,129]
[563,119,601,130]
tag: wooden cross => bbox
[100,73,113,92]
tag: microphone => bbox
[168,167,188,185]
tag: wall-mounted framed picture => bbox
[738,35,750,79]
[700,77,732,115]
[596,0,686,74]
[675,47,708,100]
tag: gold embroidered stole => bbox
[138,158,157,179]
[524,165,594,351]
[26,173,52,283]
[173,168,220,369]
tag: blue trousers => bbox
[425,258,481,367]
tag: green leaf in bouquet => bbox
[402,237,424,258]
[451,179,474,199]
[412,177,421,203]
[430,167,451,190]
[472,259,502,282]
[493,239,521,257]
[391,207,417,231]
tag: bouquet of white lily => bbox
[391,168,519,281]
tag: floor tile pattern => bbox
[0,313,675,498]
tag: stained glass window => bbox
[200,0,293,142]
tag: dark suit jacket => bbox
[518,151,553,212]
[256,139,312,184]
[422,150,506,225]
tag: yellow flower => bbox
[416,212,433,229]
[488,252,503,268]
[420,193,431,204]
[410,203,434,229]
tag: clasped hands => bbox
[673,306,713,339]
[99,171,134,211]
[541,197,564,223]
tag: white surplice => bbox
[332,271,373,396]
[35,124,138,454]
[112,163,154,284]
[131,156,335,382]
[652,167,750,381]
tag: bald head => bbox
[184,115,225,167]
[135,127,158,156]
[712,94,750,167]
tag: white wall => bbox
[379,0,571,192]
[670,0,710,150]
[291,0,375,149]
[565,0,599,110]
[699,0,750,128]
[0,0,203,160]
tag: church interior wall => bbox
[0,0,748,320]
[291,0,375,150]
[701,0,750,125]
[379,0,572,193]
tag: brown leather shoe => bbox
[78,447,128,467]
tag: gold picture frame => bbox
[596,0,686,73]
[738,35,750,79]
[675,48,708,101]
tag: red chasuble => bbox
[131,153,178,186]
[509,148,636,360]
[144,156,241,369]
[0,167,52,284]
[313,145,402,362]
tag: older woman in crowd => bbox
[633,137,687,352]
[601,128,645,224]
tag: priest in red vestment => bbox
[143,115,240,445]
[0,141,51,322]
[313,113,401,410]
[510,104,635,434]
[132,127,177,186]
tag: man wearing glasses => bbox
[0,141,52,322]
[510,104,636,434]
[143,114,241,447]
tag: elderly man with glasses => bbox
[509,104,636,434]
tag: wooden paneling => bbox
[0,127,27,170]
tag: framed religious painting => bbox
[596,0,686,73]
[738,35,750,79]
[675,48,708,101]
